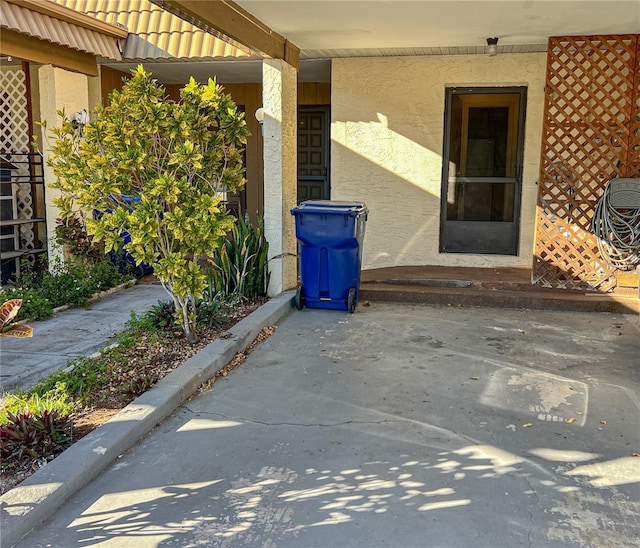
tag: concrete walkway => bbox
[6,302,639,547]
[0,282,169,393]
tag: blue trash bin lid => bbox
[291,200,368,217]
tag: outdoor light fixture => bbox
[487,37,499,56]
[255,107,265,135]
[71,110,89,135]
[72,110,89,125]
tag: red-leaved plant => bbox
[0,299,33,338]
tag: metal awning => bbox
[54,0,253,60]
[1,0,126,61]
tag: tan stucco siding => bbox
[331,54,546,270]
[38,65,91,264]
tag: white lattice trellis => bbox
[0,68,29,152]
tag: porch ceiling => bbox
[235,0,640,55]
[96,1,640,84]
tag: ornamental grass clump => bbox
[46,66,249,342]
[209,213,270,300]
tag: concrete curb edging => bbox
[0,291,294,547]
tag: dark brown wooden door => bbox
[297,107,329,203]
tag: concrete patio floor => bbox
[13,302,640,547]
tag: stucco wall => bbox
[331,53,547,270]
[38,66,90,265]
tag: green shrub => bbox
[1,257,130,322]
[143,300,177,330]
[91,258,132,292]
[47,66,249,343]
[39,268,86,307]
[143,297,230,331]
[55,212,104,262]
[40,259,127,308]
[195,297,229,329]
[1,288,52,322]
[209,213,270,299]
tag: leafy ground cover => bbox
[0,296,269,495]
[0,257,133,322]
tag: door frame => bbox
[439,86,527,255]
[297,105,331,202]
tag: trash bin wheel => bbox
[295,285,306,310]
[347,287,357,314]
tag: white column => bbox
[38,65,90,267]
[262,59,297,296]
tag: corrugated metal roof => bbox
[55,0,254,60]
[0,0,124,60]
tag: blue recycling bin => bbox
[291,200,368,313]
[97,194,154,278]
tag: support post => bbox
[262,59,297,296]
[38,65,90,267]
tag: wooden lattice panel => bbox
[534,204,616,291]
[629,44,640,178]
[534,35,640,290]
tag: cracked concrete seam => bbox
[518,460,539,548]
